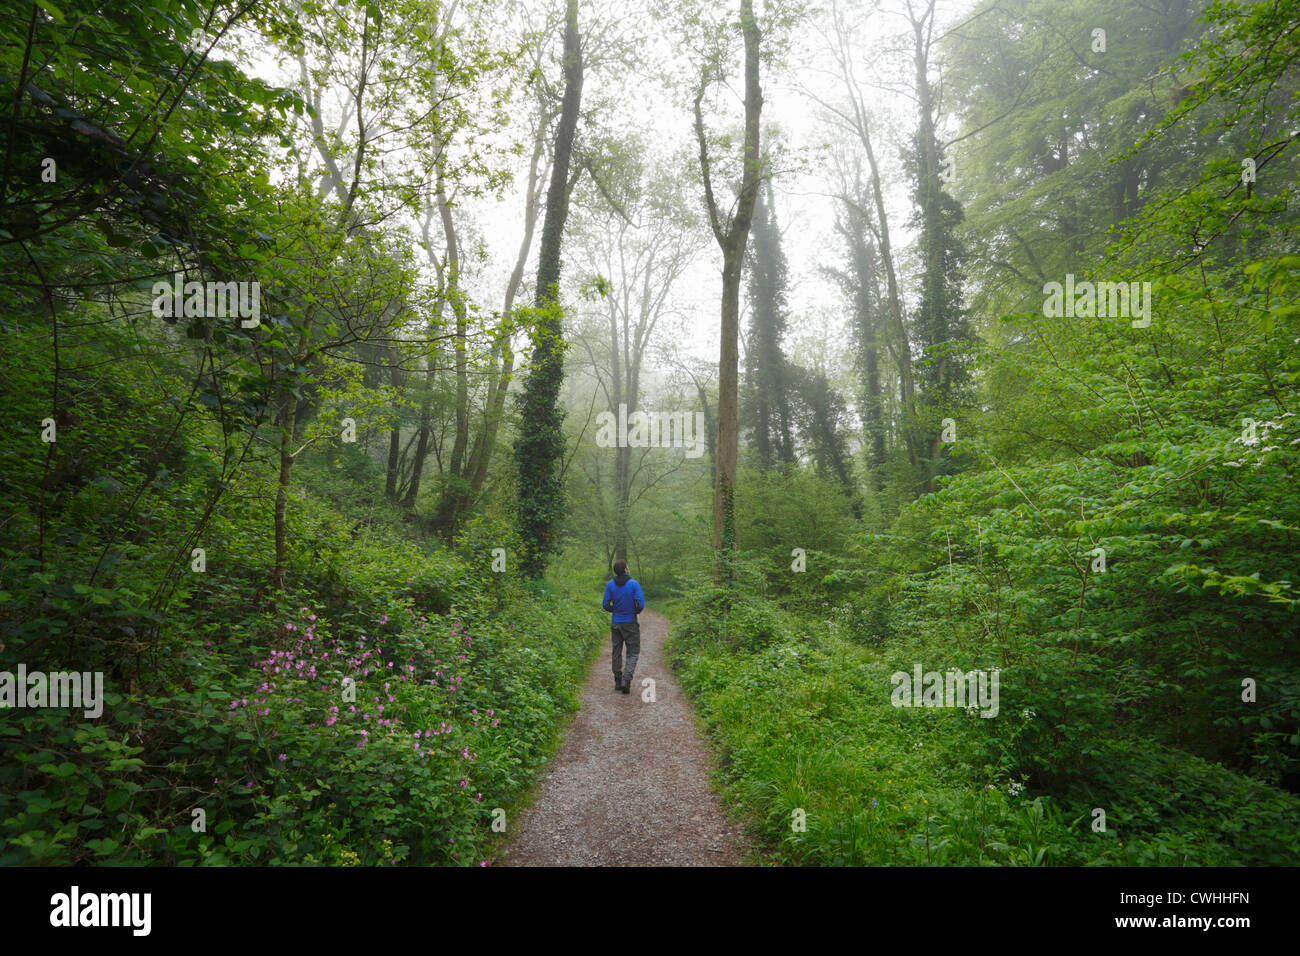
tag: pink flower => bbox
[278,753,287,761]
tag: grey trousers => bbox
[611,620,640,684]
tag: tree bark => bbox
[696,0,763,561]
[385,344,402,500]
[515,0,583,577]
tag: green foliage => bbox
[0,0,598,867]
[0,448,602,864]
[668,574,1300,865]
[514,301,570,578]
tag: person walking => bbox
[602,559,644,694]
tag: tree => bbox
[828,162,888,493]
[515,0,584,579]
[571,155,703,562]
[693,0,764,561]
[788,364,861,517]
[816,0,920,476]
[903,0,971,491]
[743,177,797,470]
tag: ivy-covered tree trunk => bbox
[515,0,583,578]
[906,0,969,493]
[837,196,887,492]
[745,180,796,471]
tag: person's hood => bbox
[614,573,630,586]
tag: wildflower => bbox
[278,753,287,762]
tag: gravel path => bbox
[498,609,750,866]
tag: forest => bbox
[0,0,1297,868]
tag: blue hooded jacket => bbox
[602,573,644,623]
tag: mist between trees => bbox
[1,0,1297,866]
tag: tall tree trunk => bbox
[438,164,470,480]
[830,3,918,473]
[695,0,763,562]
[458,110,547,514]
[515,0,583,578]
[715,249,744,553]
[403,388,432,509]
[860,122,918,472]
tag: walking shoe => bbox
[614,674,622,690]
[620,680,631,695]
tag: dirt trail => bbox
[498,609,750,866]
